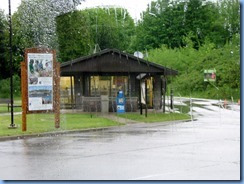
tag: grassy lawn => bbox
[0,105,22,113]
[0,113,122,137]
[0,110,191,138]
[0,100,22,113]
[117,112,190,123]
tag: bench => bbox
[0,98,22,112]
[7,103,22,112]
[61,103,76,109]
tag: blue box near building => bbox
[116,90,126,113]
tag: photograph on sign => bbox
[27,53,53,111]
[28,85,53,111]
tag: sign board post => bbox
[21,61,27,131]
[54,61,60,128]
[21,48,60,131]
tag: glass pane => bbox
[60,77,74,105]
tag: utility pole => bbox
[8,0,16,129]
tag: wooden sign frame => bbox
[21,48,60,131]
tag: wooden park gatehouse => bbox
[60,49,177,112]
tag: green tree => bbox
[0,10,8,79]
[84,8,135,52]
[147,33,240,99]
[217,0,240,44]
[56,10,91,62]
[131,0,238,52]
[132,0,174,51]
[0,74,21,98]
[56,7,135,62]
[0,10,21,79]
[13,0,83,49]
[8,0,85,74]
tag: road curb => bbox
[0,119,194,142]
[0,127,114,142]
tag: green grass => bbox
[117,112,190,123]
[0,100,22,113]
[0,113,122,137]
[0,106,22,113]
[0,111,191,138]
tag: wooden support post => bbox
[162,77,166,113]
[139,79,142,115]
[145,79,148,118]
[54,61,60,128]
[149,77,153,108]
[21,61,27,131]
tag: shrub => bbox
[0,75,21,98]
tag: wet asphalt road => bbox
[0,98,240,180]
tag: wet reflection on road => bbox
[0,98,240,180]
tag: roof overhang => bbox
[60,48,178,76]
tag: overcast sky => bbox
[78,0,152,20]
[0,0,22,14]
[0,0,152,20]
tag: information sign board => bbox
[27,53,53,111]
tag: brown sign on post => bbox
[21,48,60,131]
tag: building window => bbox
[90,76,128,97]
[60,76,74,104]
